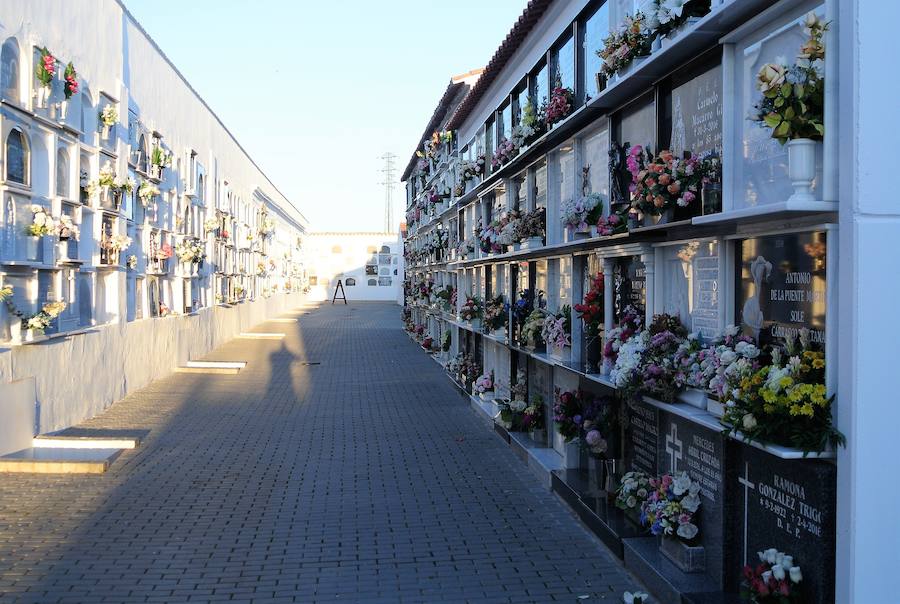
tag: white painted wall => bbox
[305,232,402,302]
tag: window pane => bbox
[1,39,20,101]
[583,3,609,101]
[554,34,575,92]
[533,63,548,108]
[56,148,69,196]
[6,130,26,184]
[534,159,547,209]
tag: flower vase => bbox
[571,226,592,240]
[530,428,546,445]
[25,328,40,342]
[786,138,819,203]
[617,56,647,80]
[660,537,705,574]
[58,99,68,120]
[584,336,602,373]
[491,328,506,339]
[150,165,161,179]
[511,242,521,252]
[101,124,111,141]
[57,239,69,261]
[520,236,543,250]
[36,85,50,108]
[23,236,41,262]
[8,321,22,345]
[702,182,722,215]
[647,207,674,226]
[706,396,726,418]
[469,318,481,331]
[677,388,708,410]
[651,36,662,53]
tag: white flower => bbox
[30,204,42,213]
[623,591,648,604]
[757,551,766,563]
[676,522,698,540]
[742,414,757,431]
[742,344,760,359]
[511,400,527,412]
[725,324,739,336]
[781,555,793,570]
[719,350,737,365]
[772,563,786,581]
[789,566,803,583]
[765,548,778,564]
[688,332,698,341]
[681,494,701,513]
[626,496,637,509]
[673,472,692,496]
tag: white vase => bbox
[677,388,708,410]
[786,138,819,203]
[707,398,726,418]
[24,236,41,262]
[35,85,50,108]
[25,328,39,342]
[8,321,22,344]
[101,124,111,141]
[520,236,543,250]
[58,99,68,120]
[57,239,69,261]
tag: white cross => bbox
[738,461,756,565]
[665,424,683,473]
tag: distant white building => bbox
[306,232,402,303]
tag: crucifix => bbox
[665,423,683,473]
[738,461,756,565]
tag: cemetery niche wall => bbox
[401,2,842,603]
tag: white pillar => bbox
[836,0,900,601]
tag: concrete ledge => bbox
[185,361,246,369]
[267,318,299,323]
[174,366,241,375]
[0,447,122,474]
[33,435,139,449]
[237,332,285,340]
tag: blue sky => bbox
[123,0,529,232]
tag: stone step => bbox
[237,332,285,339]
[176,360,245,374]
[0,447,123,474]
[33,435,140,449]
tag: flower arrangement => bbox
[455,158,481,196]
[512,289,535,329]
[483,295,508,333]
[99,104,118,127]
[598,13,653,78]
[459,295,482,322]
[175,240,205,264]
[722,330,844,452]
[98,161,116,188]
[574,272,604,337]
[630,148,703,215]
[553,389,584,442]
[610,330,648,389]
[422,335,434,351]
[116,176,135,196]
[510,369,528,404]
[25,205,55,237]
[520,308,547,348]
[259,217,276,237]
[541,305,571,352]
[643,0,711,38]
[519,97,546,144]
[623,591,650,604]
[496,397,526,430]
[640,472,701,541]
[441,330,451,352]
[0,284,13,303]
[602,305,644,369]
[545,86,574,126]
[635,314,689,402]
[476,219,503,254]
[35,47,55,87]
[517,207,546,242]
[103,234,132,252]
[57,215,79,240]
[473,372,494,395]
[126,254,137,270]
[155,243,173,261]
[204,218,219,233]
[63,62,78,98]
[151,145,172,170]
[596,209,627,236]
[435,284,454,311]
[749,13,827,145]
[616,470,653,514]
[138,179,159,206]
[560,192,604,231]
[496,211,522,247]
[23,300,67,333]
[581,396,614,457]
[742,548,804,603]
[491,137,519,170]
[522,394,545,432]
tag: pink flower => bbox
[683,191,696,203]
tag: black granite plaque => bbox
[613,255,646,321]
[735,231,826,349]
[670,64,723,158]
[730,444,835,603]
[657,410,729,590]
[624,400,658,477]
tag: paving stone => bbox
[0,302,647,603]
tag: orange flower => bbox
[658,173,671,186]
[667,182,681,194]
[654,196,665,208]
[659,150,674,162]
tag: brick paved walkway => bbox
[0,302,642,603]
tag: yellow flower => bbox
[812,358,825,369]
[757,63,787,93]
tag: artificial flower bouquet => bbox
[643,0,712,39]
[496,210,522,247]
[596,209,628,236]
[749,12,827,145]
[510,368,528,404]
[598,12,653,79]
[520,308,547,349]
[99,104,118,127]
[641,471,702,541]
[522,394,545,433]
[519,97,547,145]
[435,285,455,311]
[574,272,604,337]
[25,205,55,237]
[63,62,78,98]
[721,330,844,452]
[496,397,526,430]
[23,300,67,333]
[553,389,584,442]
[175,240,205,264]
[103,234,132,252]
[602,305,644,371]
[35,47,55,88]
[491,137,520,170]
[56,215,79,240]
[459,295,482,323]
[616,470,653,517]
[541,305,572,353]
[517,206,546,242]
[441,330,451,352]
[483,295,508,333]
[629,147,703,216]
[635,314,689,402]
[742,548,804,603]
[561,192,604,232]
[138,179,160,206]
[580,395,615,457]
[545,86,574,127]
[473,372,495,397]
